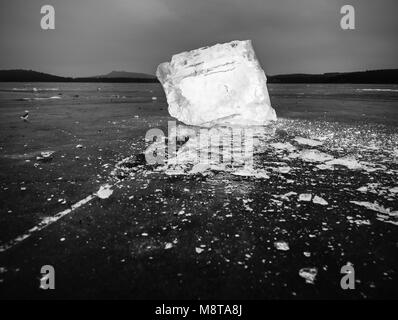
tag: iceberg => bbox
[156,40,277,127]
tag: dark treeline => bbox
[268,69,398,84]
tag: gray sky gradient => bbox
[0,0,397,77]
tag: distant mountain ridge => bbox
[1,68,397,83]
[95,71,156,79]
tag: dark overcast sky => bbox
[0,0,397,77]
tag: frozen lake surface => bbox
[0,82,397,299]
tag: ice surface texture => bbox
[156,40,277,127]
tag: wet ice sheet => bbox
[2,110,397,298]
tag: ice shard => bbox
[156,40,277,127]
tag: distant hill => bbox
[0,69,71,82]
[1,68,397,84]
[268,69,398,84]
[95,71,157,80]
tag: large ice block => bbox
[156,40,277,127]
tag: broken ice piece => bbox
[350,201,396,218]
[190,163,211,174]
[165,168,185,176]
[195,247,205,254]
[298,193,312,202]
[165,243,173,250]
[312,195,328,206]
[295,149,334,163]
[294,137,323,147]
[232,168,269,179]
[270,142,296,152]
[274,241,290,251]
[299,267,318,284]
[36,151,55,162]
[326,157,362,170]
[20,110,29,121]
[41,151,54,158]
[389,186,398,194]
[157,40,277,127]
[278,167,291,174]
[96,184,113,199]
